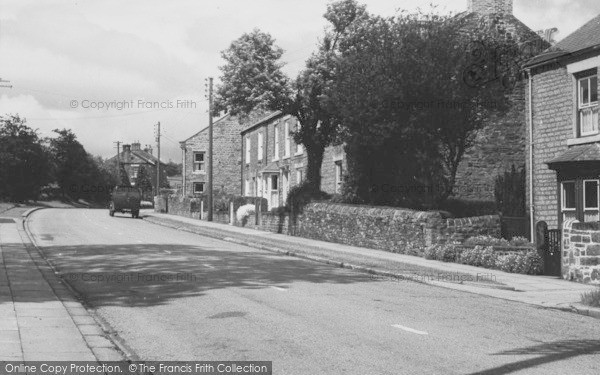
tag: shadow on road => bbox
[24,242,374,307]
[469,339,600,374]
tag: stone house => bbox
[180,114,247,197]
[452,0,549,201]
[107,142,164,193]
[241,111,345,209]
[525,14,600,281]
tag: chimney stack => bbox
[468,0,513,15]
[144,144,153,155]
[131,142,141,151]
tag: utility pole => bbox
[114,141,121,181]
[155,122,161,196]
[206,77,214,221]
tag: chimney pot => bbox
[468,0,513,15]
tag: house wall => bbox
[242,114,347,208]
[527,64,574,229]
[183,115,246,197]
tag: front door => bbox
[265,174,279,209]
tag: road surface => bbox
[26,208,600,374]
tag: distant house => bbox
[241,111,345,209]
[167,175,182,190]
[107,142,165,191]
[525,14,600,230]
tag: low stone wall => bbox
[562,220,600,284]
[164,199,501,256]
[425,215,501,246]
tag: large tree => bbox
[214,0,366,191]
[0,115,51,201]
[328,10,514,208]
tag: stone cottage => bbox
[107,142,165,194]
[525,14,600,282]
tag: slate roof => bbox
[525,14,600,68]
[547,143,600,169]
[241,111,283,134]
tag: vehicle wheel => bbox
[109,203,115,217]
[132,210,139,219]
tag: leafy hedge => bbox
[425,243,542,275]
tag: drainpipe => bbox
[528,68,535,243]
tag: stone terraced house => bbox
[525,14,600,282]
[241,111,346,209]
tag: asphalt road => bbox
[26,208,600,375]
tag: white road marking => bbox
[163,250,172,254]
[203,264,215,269]
[392,324,428,335]
[270,286,287,292]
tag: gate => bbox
[535,221,562,276]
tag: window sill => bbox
[567,134,600,146]
[282,155,290,160]
[192,171,206,175]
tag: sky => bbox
[1,0,600,162]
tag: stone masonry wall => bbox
[562,220,600,284]
[527,64,573,229]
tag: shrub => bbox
[425,244,461,263]
[457,246,497,268]
[508,236,532,247]
[464,235,510,247]
[497,251,542,275]
[236,204,255,223]
[581,287,600,308]
[286,182,331,215]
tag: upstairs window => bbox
[193,152,205,172]
[273,124,280,160]
[284,120,291,158]
[257,132,264,160]
[578,74,598,137]
[245,136,251,164]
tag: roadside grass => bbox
[581,286,600,307]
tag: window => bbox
[584,180,599,209]
[257,132,264,160]
[334,161,343,194]
[284,120,291,158]
[578,75,598,136]
[562,181,576,210]
[296,169,303,184]
[193,152,205,172]
[271,175,279,190]
[244,179,251,196]
[273,124,279,160]
[245,136,251,164]
[131,165,139,179]
[193,182,205,194]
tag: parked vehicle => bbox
[109,186,141,218]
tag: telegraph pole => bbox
[207,77,214,222]
[114,141,121,180]
[155,122,161,196]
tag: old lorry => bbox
[109,186,141,218]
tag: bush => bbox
[463,235,510,247]
[508,236,532,247]
[457,246,497,269]
[236,204,255,225]
[581,287,600,308]
[497,251,542,275]
[424,244,462,263]
[286,182,331,215]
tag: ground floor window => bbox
[193,182,205,194]
[561,179,600,222]
[334,161,343,194]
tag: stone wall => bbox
[426,215,501,246]
[562,220,600,284]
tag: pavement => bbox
[0,207,126,361]
[143,211,600,318]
